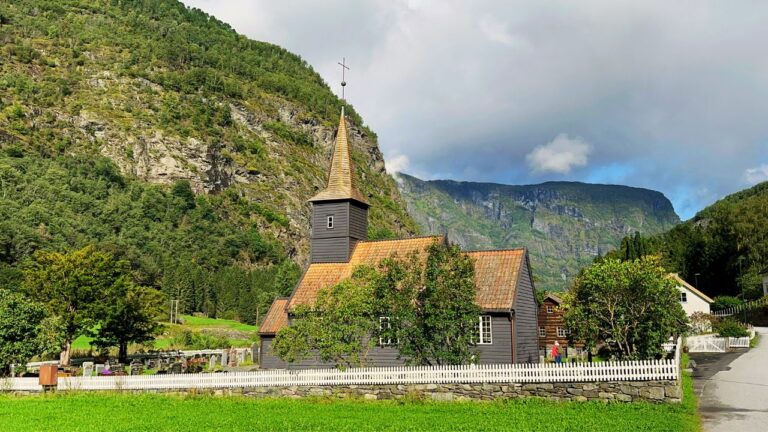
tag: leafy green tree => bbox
[272,266,379,368]
[92,283,166,363]
[376,242,481,365]
[23,246,128,365]
[564,256,688,359]
[0,289,62,376]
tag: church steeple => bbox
[309,107,369,206]
[308,60,369,263]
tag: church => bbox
[259,108,539,368]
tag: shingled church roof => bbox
[309,109,369,206]
[260,237,529,335]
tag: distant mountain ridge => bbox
[396,173,680,291]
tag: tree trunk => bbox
[59,339,72,366]
[118,342,128,364]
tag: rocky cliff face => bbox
[396,174,680,291]
[0,0,418,264]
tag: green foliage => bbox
[0,389,702,432]
[273,266,380,368]
[22,246,128,364]
[0,155,298,323]
[623,181,768,299]
[376,242,481,365]
[711,296,744,311]
[91,283,166,362]
[714,318,749,338]
[564,257,688,359]
[0,289,61,376]
[263,121,313,147]
[169,329,231,350]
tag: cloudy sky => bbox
[183,0,768,219]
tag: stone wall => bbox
[4,380,682,403]
[228,381,681,403]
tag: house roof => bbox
[308,109,369,206]
[259,298,289,335]
[466,249,526,311]
[544,293,563,305]
[284,236,528,318]
[670,273,714,304]
[286,236,439,311]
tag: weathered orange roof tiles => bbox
[259,298,289,335]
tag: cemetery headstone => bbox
[169,362,183,374]
[94,364,105,375]
[82,362,94,377]
[220,350,228,367]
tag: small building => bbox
[259,109,540,368]
[670,273,713,316]
[537,294,582,358]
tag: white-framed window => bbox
[557,327,567,338]
[326,216,334,229]
[680,292,687,303]
[478,315,492,344]
[546,305,553,314]
[379,317,392,346]
[539,327,546,337]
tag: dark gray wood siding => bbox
[348,203,368,240]
[310,237,350,263]
[513,256,539,363]
[311,202,349,239]
[260,314,515,369]
[476,314,513,363]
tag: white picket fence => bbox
[685,335,751,352]
[2,359,679,392]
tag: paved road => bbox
[698,327,768,432]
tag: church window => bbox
[478,316,492,344]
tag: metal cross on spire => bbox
[338,57,349,102]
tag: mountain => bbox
[0,0,417,320]
[615,181,768,299]
[396,173,680,291]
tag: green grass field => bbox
[71,315,258,351]
[0,374,701,432]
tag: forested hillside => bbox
[607,181,768,299]
[396,173,680,291]
[0,0,417,322]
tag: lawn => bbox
[71,315,258,351]
[0,375,701,432]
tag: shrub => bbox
[689,311,717,335]
[711,296,744,311]
[715,318,749,338]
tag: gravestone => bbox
[251,343,259,365]
[208,356,216,370]
[82,362,94,377]
[94,364,105,375]
[220,350,228,367]
[237,350,246,365]
[169,362,183,374]
[130,360,144,375]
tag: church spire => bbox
[309,107,369,206]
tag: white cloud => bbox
[386,154,410,174]
[744,164,768,185]
[478,16,526,48]
[526,134,592,174]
